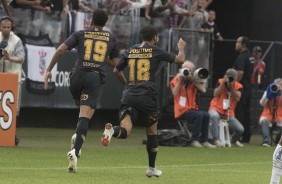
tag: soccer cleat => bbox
[101,123,114,147]
[71,133,81,158]
[67,149,77,173]
[146,167,162,178]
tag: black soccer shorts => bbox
[119,95,160,127]
[69,68,102,109]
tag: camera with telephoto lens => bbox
[0,40,8,58]
[0,49,4,58]
[40,0,54,8]
[270,83,280,94]
[0,48,4,58]
[228,76,234,83]
[179,68,190,77]
[193,68,209,79]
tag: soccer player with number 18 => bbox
[101,25,186,177]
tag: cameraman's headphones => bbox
[0,16,14,25]
[0,16,14,31]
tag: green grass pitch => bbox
[0,128,275,184]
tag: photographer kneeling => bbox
[259,78,282,147]
[208,69,244,147]
[170,60,216,148]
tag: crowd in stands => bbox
[0,0,221,47]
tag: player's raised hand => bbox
[177,38,186,49]
[44,70,52,90]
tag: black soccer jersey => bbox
[233,50,254,88]
[64,28,119,77]
[116,43,176,96]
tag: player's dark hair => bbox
[141,25,158,41]
[92,9,108,27]
[241,36,249,48]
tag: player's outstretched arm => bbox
[174,38,186,64]
[44,43,68,89]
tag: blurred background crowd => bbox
[0,0,218,47]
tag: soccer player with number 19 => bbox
[44,9,120,173]
[101,25,186,177]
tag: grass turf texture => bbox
[0,128,275,184]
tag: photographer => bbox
[268,79,282,183]
[259,78,282,147]
[170,60,216,148]
[0,16,25,116]
[208,68,244,147]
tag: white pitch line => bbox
[170,168,272,174]
[0,161,271,171]
[167,161,271,168]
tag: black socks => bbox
[73,117,89,156]
[113,126,128,139]
[147,135,158,168]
